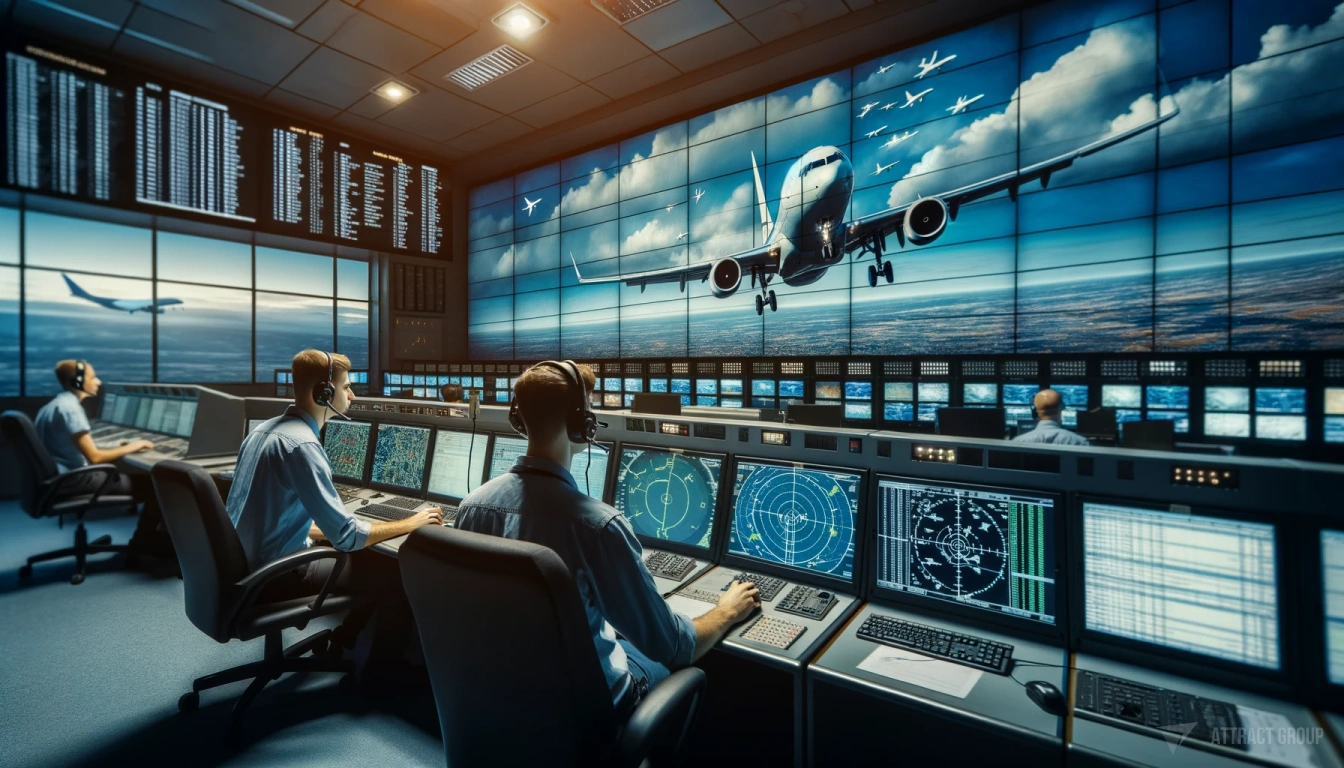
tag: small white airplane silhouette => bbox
[864,125,888,139]
[880,101,899,111]
[857,100,880,118]
[947,93,984,114]
[900,88,933,108]
[676,232,688,241]
[522,197,541,216]
[872,161,900,176]
[881,130,918,149]
[693,188,705,203]
[916,50,956,79]
[876,63,896,75]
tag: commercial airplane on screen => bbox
[857,101,880,118]
[693,188,705,203]
[864,125,887,138]
[900,88,933,108]
[63,274,183,314]
[916,51,956,79]
[880,101,899,111]
[947,94,984,114]
[872,161,900,176]
[876,63,897,75]
[882,130,917,149]
[569,106,1177,315]
[522,196,542,216]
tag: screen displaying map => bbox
[323,420,371,481]
[370,424,430,490]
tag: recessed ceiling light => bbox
[371,79,418,104]
[492,3,548,40]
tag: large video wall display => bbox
[2,36,445,256]
[467,0,1344,360]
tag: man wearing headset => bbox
[456,361,760,713]
[227,349,442,685]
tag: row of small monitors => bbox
[274,371,370,385]
[273,416,1336,686]
[100,392,195,439]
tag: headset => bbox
[67,360,91,395]
[312,351,350,421]
[509,360,598,445]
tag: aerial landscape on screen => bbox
[467,0,1344,359]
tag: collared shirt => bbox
[456,454,697,706]
[1012,418,1091,446]
[35,391,91,473]
[226,405,370,568]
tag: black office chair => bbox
[400,526,706,768]
[150,460,365,730]
[1,410,135,585]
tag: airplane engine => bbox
[710,258,743,298]
[903,196,948,246]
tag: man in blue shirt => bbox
[1012,389,1091,446]
[228,350,442,679]
[456,361,759,712]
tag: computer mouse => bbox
[360,499,368,506]
[1025,680,1066,716]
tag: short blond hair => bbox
[292,349,350,401]
[514,362,596,439]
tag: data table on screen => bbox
[1083,502,1279,669]
[488,435,529,481]
[426,429,488,500]
[570,445,610,501]
[1323,531,1344,685]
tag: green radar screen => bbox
[615,448,723,549]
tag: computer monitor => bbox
[247,418,267,433]
[1101,385,1141,409]
[1076,408,1118,438]
[488,435,529,481]
[632,393,681,416]
[875,477,1059,626]
[844,402,872,420]
[963,383,998,405]
[1002,384,1039,405]
[101,393,119,421]
[787,404,843,427]
[113,395,135,425]
[752,380,776,396]
[1119,419,1174,451]
[1081,500,1280,669]
[935,407,1006,438]
[323,420,372,483]
[426,429,489,501]
[369,423,431,492]
[570,444,611,501]
[1322,530,1344,685]
[613,445,725,550]
[727,458,863,582]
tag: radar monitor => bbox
[875,478,1058,625]
[1082,501,1279,669]
[727,459,862,580]
[1324,530,1344,685]
[614,446,724,549]
[370,424,430,491]
[426,429,488,500]
[323,420,371,482]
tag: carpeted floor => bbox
[0,500,443,768]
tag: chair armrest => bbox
[616,667,706,768]
[42,464,121,515]
[233,546,348,620]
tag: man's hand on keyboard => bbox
[119,439,154,452]
[718,580,760,623]
[410,508,444,528]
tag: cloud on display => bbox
[690,100,764,144]
[689,182,755,261]
[767,77,849,121]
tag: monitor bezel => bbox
[1302,520,1344,710]
[611,442,730,560]
[321,419,374,485]
[720,455,868,593]
[1069,494,1298,697]
[867,474,1067,645]
[423,427,492,504]
[365,421,434,497]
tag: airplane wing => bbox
[843,108,1178,252]
[569,244,778,290]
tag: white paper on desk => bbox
[665,595,716,621]
[856,646,982,698]
[1234,706,1317,768]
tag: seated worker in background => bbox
[227,349,443,686]
[439,383,468,415]
[1012,389,1090,446]
[456,361,759,712]
[34,359,170,557]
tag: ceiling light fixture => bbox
[371,79,418,104]
[491,3,548,40]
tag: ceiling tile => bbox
[324,10,441,73]
[657,22,758,73]
[740,0,850,44]
[622,0,733,51]
[450,60,579,114]
[718,0,780,20]
[407,31,501,86]
[295,0,356,41]
[375,85,500,141]
[225,0,325,28]
[446,116,532,153]
[356,0,474,48]
[12,0,134,49]
[512,84,610,128]
[278,45,391,108]
[345,91,399,119]
[264,87,342,120]
[588,55,680,100]
[514,7,650,82]
[113,31,273,97]
[123,3,318,85]
[843,0,875,8]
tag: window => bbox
[25,212,152,277]
[255,293,334,382]
[158,232,251,288]
[0,265,17,395]
[24,269,153,394]
[157,283,253,382]
[337,300,369,370]
[256,247,333,294]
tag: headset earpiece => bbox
[313,351,336,407]
[71,360,87,394]
[511,360,596,444]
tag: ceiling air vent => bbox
[446,45,532,91]
[591,0,678,24]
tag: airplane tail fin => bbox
[62,273,93,299]
[751,151,772,243]
[568,252,589,283]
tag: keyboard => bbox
[722,572,787,602]
[740,614,806,650]
[645,551,696,581]
[360,503,422,522]
[1074,672,1245,751]
[776,585,837,620]
[677,587,723,605]
[856,614,1013,675]
[442,506,459,526]
[380,496,425,510]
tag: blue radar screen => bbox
[371,424,430,490]
[728,461,861,579]
[615,447,723,549]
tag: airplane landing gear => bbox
[755,290,778,315]
[868,258,894,287]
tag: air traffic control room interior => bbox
[1,0,1344,765]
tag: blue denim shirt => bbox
[1012,418,1091,446]
[226,405,370,568]
[35,391,91,473]
[456,454,697,705]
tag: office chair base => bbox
[20,523,128,585]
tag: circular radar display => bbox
[910,494,1008,603]
[616,450,721,548]
[730,464,859,578]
